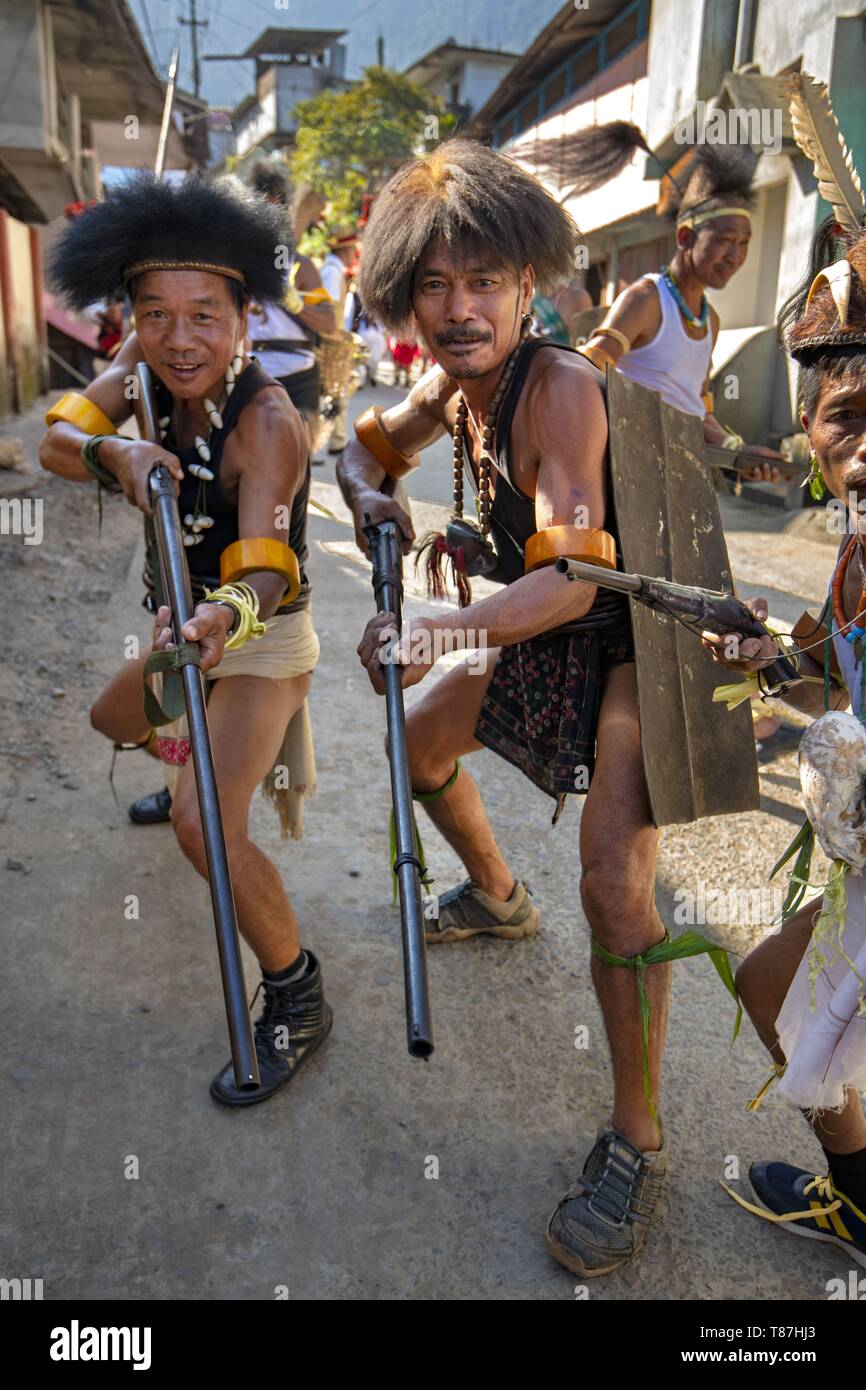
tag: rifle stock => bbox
[364,517,434,1059]
[137,362,260,1090]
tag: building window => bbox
[496,0,648,145]
[603,6,640,65]
[570,40,599,94]
[543,67,568,112]
[517,94,539,132]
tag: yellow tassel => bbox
[204,581,267,651]
[746,1062,786,1111]
[713,675,759,709]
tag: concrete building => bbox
[403,39,520,130]
[206,28,350,166]
[473,0,866,444]
[0,0,197,418]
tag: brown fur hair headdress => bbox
[358,139,580,333]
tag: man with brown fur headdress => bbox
[337,138,672,1278]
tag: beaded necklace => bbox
[418,318,532,606]
[158,348,245,547]
[831,534,866,653]
[660,265,709,331]
[451,317,533,534]
[830,532,866,725]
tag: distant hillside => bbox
[130,0,563,109]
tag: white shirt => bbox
[247,300,315,379]
[615,272,712,418]
[320,253,347,316]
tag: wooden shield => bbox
[606,370,760,826]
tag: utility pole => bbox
[376,35,384,67]
[179,0,208,100]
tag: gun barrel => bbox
[138,362,259,1090]
[554,556,642,592]
[364,517,434,1059]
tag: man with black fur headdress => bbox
[336,138,670,1278]
[40,173,332,1107]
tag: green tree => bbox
[290,66,455,221]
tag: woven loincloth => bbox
[474,621,634,817]
[150,607,320,840]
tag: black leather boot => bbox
[210,950,332,1107]
[128,787,172,824]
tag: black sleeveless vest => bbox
[461,335,628,634]
[145,360,311,614]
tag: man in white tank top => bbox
[580,160,788,748]
[580,186,783,478]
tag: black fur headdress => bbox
[48,172,288,309]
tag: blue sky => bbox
[130,0,562,110]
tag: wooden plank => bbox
[606,370,760,826]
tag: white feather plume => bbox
[786,73,865,235]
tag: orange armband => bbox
[524,525,617,574]
[220,537,301,607]
[45,391,117,438]
[576,341,616,371]
[354,405,418,480]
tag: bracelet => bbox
[209,599,240,637]
[80,435,123,491]
[203,581,266,651]
[592,326,631,354]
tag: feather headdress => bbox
[785,73,865,238]
[784,75,866,353]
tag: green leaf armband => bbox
[591,930,742,1130]
[81,435,123,490]
[80,435,122,535]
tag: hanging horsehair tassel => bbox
[416,530,452,603]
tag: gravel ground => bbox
[0,388,851,1302]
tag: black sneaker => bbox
[210,950,333,1107]
[730,1161,866,1269]
[545,1125,667,1277]
[128,787,172,824]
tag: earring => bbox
[803,453,827,501]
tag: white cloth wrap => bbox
[775,708,866,1110]
[153,607,320,840]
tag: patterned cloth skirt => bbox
[474,615,634,819]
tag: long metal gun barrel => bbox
[138,361,259,1090]
[364,517,434,1059]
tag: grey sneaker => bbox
[545,1125,667,1277]
[425,878,540,944]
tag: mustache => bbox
[434,329,492,347]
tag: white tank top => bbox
[247,300,315,379]
[616,272,712,418]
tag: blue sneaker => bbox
[734,1161,866,1268]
